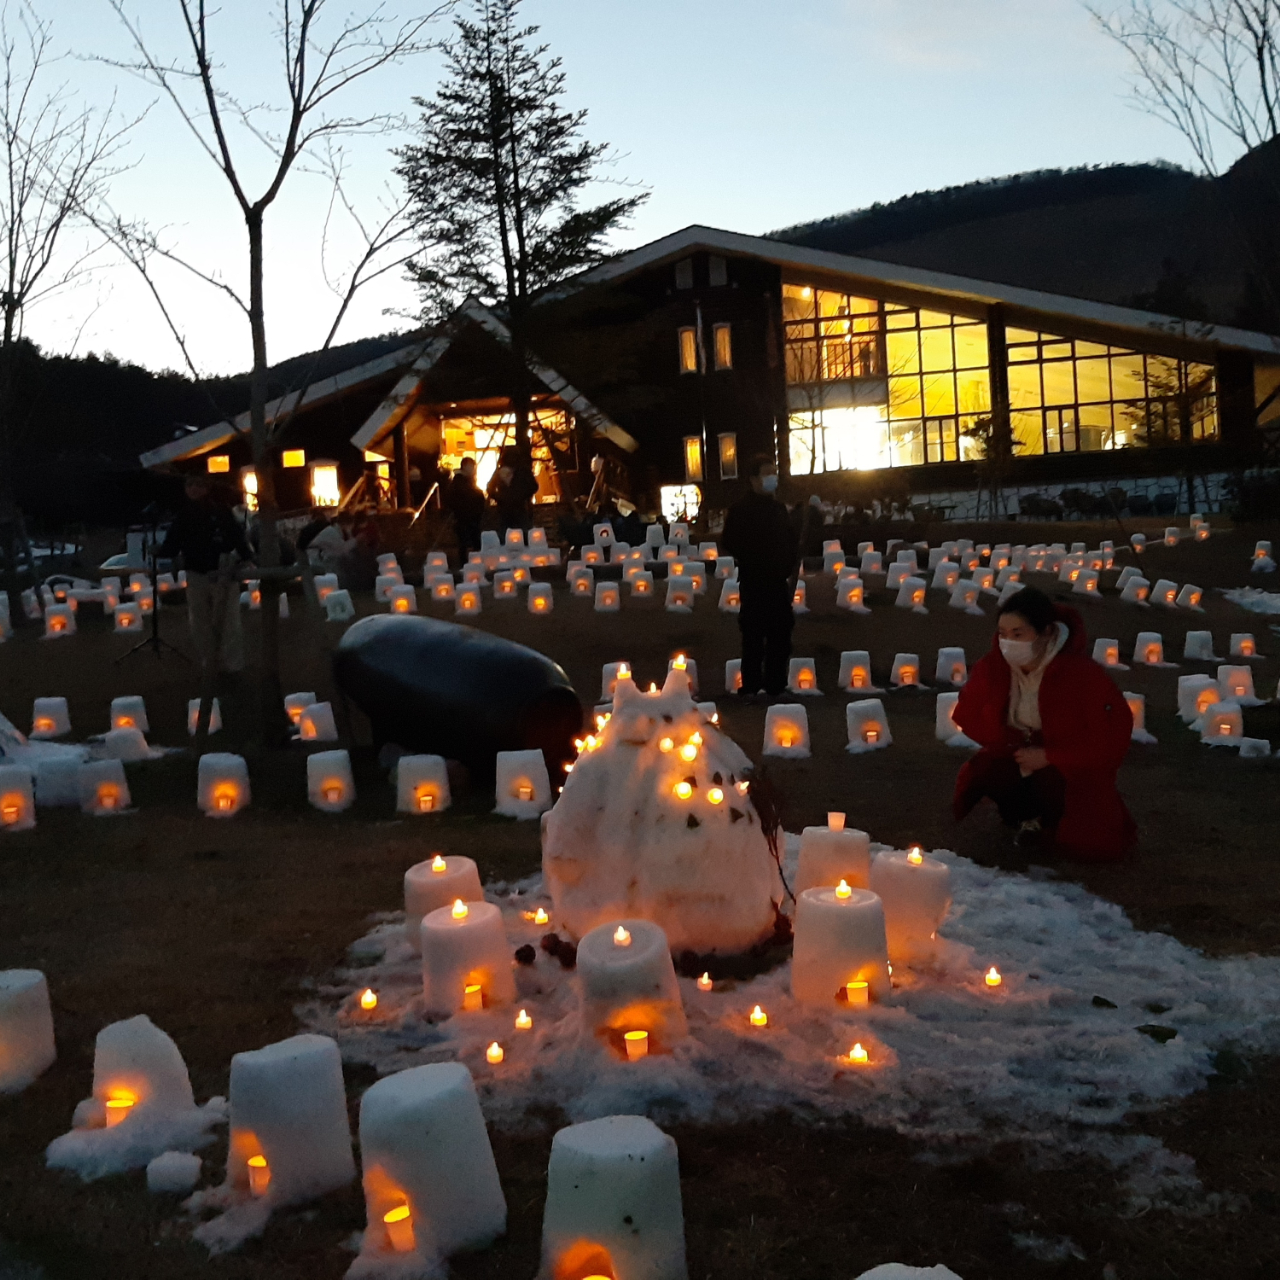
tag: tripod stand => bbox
[115,511,190,665]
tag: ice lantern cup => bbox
[869,849,953,965]
[455,586,482,618]
[594,581,621,613]
[395,754,452,816]
[198,753,250,817]
[0,765,36,832]
[493,748,552,818]
[354,1063,506,1270]
[762,703,810,758]
[577,918,687,1055]
[539,1115,687,1280]
[420,899,516,1016]
[307,750,355,813]
[791,886,892,1005]
[795,819,872,895]
[403,854,484,952]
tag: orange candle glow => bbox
[534,907,549,925]
[516,782,534,802]
[679,742,698,762]
[707,787,724,804]
[451,899,469,920]
[96,785,120,812]
[673,781,693,800]
[907,846,924,865]
[827,811,846,831]
[659,737,674,753]
[845,1042,869,1064]
[835,879,852,900]
[103,1092,136,1127]
[33,717,54,734]
[749,1005,768,1028]
[464,983,483,1012]
[247,1154,270,1196]
[697,973,713,992]
[360,988,377,1011]
[485,1041,504,1063]
[985,967,1002,988]
[624,1030,649,1061]
[845,981,869,1006]
[614,926,632,947]
[515,1009,533,1030]
[864,727,879,744]
[416,788,436,812]
[384,1203,415,1253]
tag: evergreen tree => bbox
[396,0,645,450]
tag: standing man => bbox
[444,455,486,559]
[721,454,799,699]
[486,446,539,536]
[160,475,254,674]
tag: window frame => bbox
[678,327,699,375]
[713,323,732,371]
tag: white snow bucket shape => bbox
[420,899,516,1016]
[110,696,149,734]
[1151,578,1179,608]
[284,692,317,727]
[198,753,250,817]
[78,760,130,816]
[787,658,820,695]
[838,651,876,692]
[1218,664,1263,706]
[836,577,869,612]
[113,603,142,633]
[494,748,551,818]
[935,648,966,686]
[396,755,451,815]
[931,561,959,590]
[1177,675,1220,723]
[1198,699,1243,744]
[102,728,150,762]
[30,697,71,739]
[0,766,35,832]
[595,582,621,613]
[540,1116,686,1280]
[43,604,74,637]
[1072,569,1100,598]
[577,917,688,1052]
[325,589,356,622]
[665,580,693,613]
[1231,633,1260,659]
[791,886,891,1005]
[403,855,483,952]
[870,849,953,965]
[313,574,339,602]
[890,653,921,687]
[454,586,482,617]
[187,698,223,735]
[724,658,742,693]
[1182,631,1218,661]
[1125,693,1158,744]
[763,704,810,758]
[795,818,872,894]
[895,577,927,612]
[0,970,56,1092]
[426,575,455,603]
[1133,632,1172,666]
[717,578,740,611]
[1092,638,1126,669]
[307,750,355,813]
[528,584,553,615]
[297,702,339,742]
[388,585,417,615]
[860,551,883,575]
[847,699,891,753]
[1176,584,1204,610]
[1120,577,1151,605]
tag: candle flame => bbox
[749,1005,768,1027]
[697,972,713,991]
[659,737,674,752]
[736,780,750,794]
[534,907,549,925]
[848,1042,869,1064]
[985,967,1002,987]
[451,899,468,919]
[835,880,852,899]
[679,742,698,762]
[674,781,693,800]
[360,988,377,1010]
[707,786,724,804]
[515,1009,533,1030]
[486,1042,504,1064]
[907,847,924,865]
[614,926,631,947]
[672,654,687,670]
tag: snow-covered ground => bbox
[301,838,1280,1211]
[1224,588,1280,615]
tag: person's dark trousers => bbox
[456,520,482,558]
[968,754,1066,830]
[738,580,795,695]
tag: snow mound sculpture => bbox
[542,666,778,953]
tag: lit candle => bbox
[359,988,378,1011]
[846,1042,869,1065]
[659,736,674,752]
[868,849,952,965]
[464,983,484,1012]
[707,787,724,804]
[697,973,713,992]
[431,854,447,874]
[384,1203,415,1253]
[679,741,698,762]
[864,727,879,743]
[845,981,869,1006]
[534,907,550,925]
[516,783,534,802]
[614,926,631,947]
[907,847,924,866]
[485,1041,504,1064]
[103,1092,136,1127]
[624,1030,649,1061]
[835,879,852,900]
[828,811,845,832]
[791,886,891,1006]
[515,1009,533,1030]
[452,899,469,920]
[673,781,693,800]
[985,967,1002,988]
[416,789,436,812]
[749,1005,768,1028]
[247,1154,270,1197]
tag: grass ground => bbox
[1,518,1279,1279]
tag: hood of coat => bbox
[987,601,1088,658]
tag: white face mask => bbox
[760,473,778,494]
[999,637,1037,667]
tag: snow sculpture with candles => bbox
[542,666,778,954]
[46,1015,225,1180]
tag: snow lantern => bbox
[1115,565,1142,590]
[1071,569,1100,598]
[934,647,966,686]
[948,580,983,614]
[717,578,740,611]
[1182,631,1219,662]
[542,669,776,954]
[353,1063,506,1272]
[33,758,82,808]
[886,563,911,589]
[426,575,455,604]
[455,585,482,617]
[1177,675,1220,723]
[45,1014,223,1180]
[424,552,449,577]
[1133,632,1173,666]
[1092,638,1126,669]
[307,750,355,813]
[581,545,604,566]
[243,582,262,611]
[110,695,149,734]
[714,555,735,579]
[420,899,516,1016]
[791,886,892,1005]
[894,576,927,613]
[787,658,821,696]
[1231,633,1260,659]
[313,573,339,602]
[43,604,74,637]
[30,697,71,739]
[403,855,483,952]
[377,553,402,575]
[388,584,418,614]
[665,654,698,696]
[1131,533,1147,552]
[860,551,883,575]
[187,697,223,735]
[1218,664,1263,706]
[971,568,996,594]
[1253,539,1272,564]
[763,703,810,758]
[890,653,921,688]
[869,849,953,965]
[686,565,707,596]
[528,583,554,614]
[665,580,693,613]
[481,530,501,552]
[1240,737,1273,759]
[935,691,977,747]
[823,538,843,555]
[668,521,690,547]
[461,564,485,586]
[1119,577,1151,605]
[102,728,151,762]
[846,699,891,753]
[198,753,250,817]
[577,918,688,1055]
[395,755,451,817]
[0,970,56,1093]
[284,692,317,727]
[1176,584,1204,611]
[595,582,621,613]
[529,527,548,549]
[895,549,919,570]
[1163,526,1180,546]
[113,602,143,633]
[931,561,959,590]
[539,1115,686,1280]
[837,576,870,612]
[698,541,718,562]
[1151,578,1179,608]
[135,587,155,615]
[193,1034,354,1247]
[1194,521,1211,542]
[0,766,35,832]
[79,760,130,816]
[838,650,878,693]
[630,571,655,598]
[795,816,871,894]
[155,572,177,594]
[1123,693,1158,744]
[297,701,339,742]
[494,748,552,818]
[492,570,518,599]
[995,567,1021,590]
[1197,699,1243,744]
[823,549,846,575]
[325,589,356,622]
[716,659,742,697]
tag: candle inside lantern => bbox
[749,1005,768,1028]
[416,788,436,812]
[360,988,378,1011]
[247,1153,271,1197]
[515,1009,533,1030]
[907,847,924,865]
[613,926,631,947]
[845,980,870,1006]
[985,967,1002,987]
[103,1091,136,1127]
[828,811,846,832]
[534,907,549,925]
[697,973,712,992]
[835,879,852,900]
[432,855,447,873]
[624,1030,649,1061]
[463,983,483,1012]
[846,1042,869,1065]
[516,783,534,802]
[673,781,693,800]
[485,1041,504,1064]
[383,1203,415,1253]
[452,899,469,920]
[706,786,724,804]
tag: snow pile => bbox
[304,842,1280,1207]
[1223,588,1280,615]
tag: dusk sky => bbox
[35,0,1189,377]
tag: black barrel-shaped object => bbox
[333,614,583,779]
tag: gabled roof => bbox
[351,298,638,453]
[575,224,1280,360]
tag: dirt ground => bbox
[2,518,1279,1280]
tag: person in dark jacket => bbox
[486,446,539,535]
[952,586,1137,861]
[721,454,799,697]
[160,475,254,673]
[444,456,486,557]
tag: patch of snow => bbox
[1224,588,1280,614]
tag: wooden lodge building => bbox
[142,225,1280,521]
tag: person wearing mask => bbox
[486,446,539,536]
[952,586,1136,860]
[444,455,486,558]
[160,475,254,674]
[721,454,799,699]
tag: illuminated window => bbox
[310,462,340,508]
[206,454,230,474]
[660,484,701,522]
[435,403,574,503]
[713,324,732,371]
[678,327,699,374]
[683,435,704,482]
[241,468,259,512]
[376,462,391,480]
[282,448,306,468]
[363,449,385,463]
[718,433,738,479]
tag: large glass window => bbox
[437,405,573,503]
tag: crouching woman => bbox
[952,586,1137,861]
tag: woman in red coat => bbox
[952,586,1137,861]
